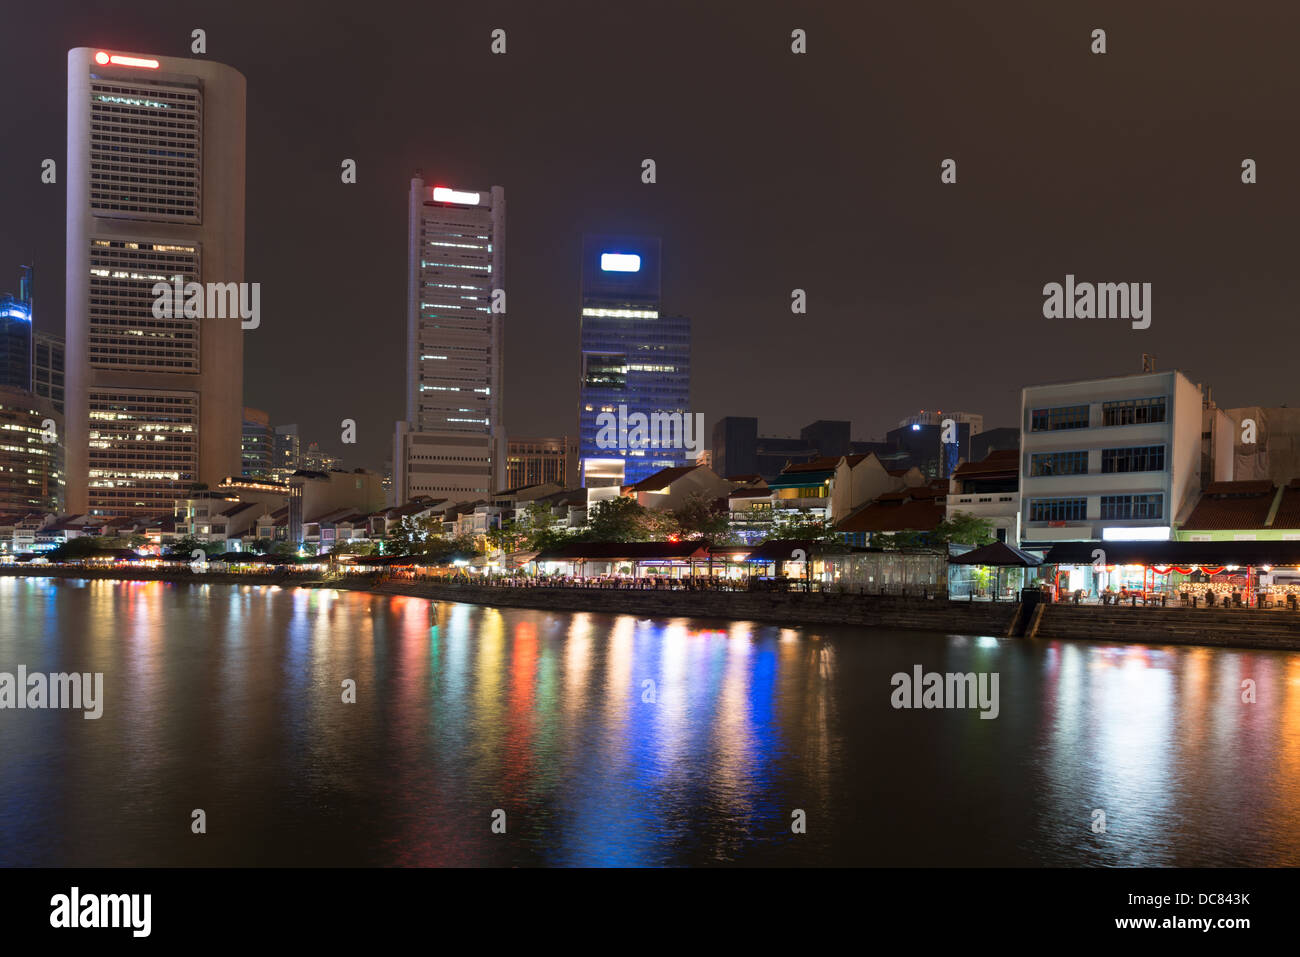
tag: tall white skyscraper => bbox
[65,47,246,516]
[394,177,505,504]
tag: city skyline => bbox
[3,2,1298,477]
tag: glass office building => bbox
[577,235,691,487]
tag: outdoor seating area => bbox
[1039,540,1300,612]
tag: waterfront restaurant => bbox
[1041,540,1300,607]
[531,541,728,580]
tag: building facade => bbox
[273,424,300,481]
[884,420,972,480]
[1018,370,1204,548]
[33,331,65,414]
[577,235,690,487]
[0,290,32,392]
[241,407,274,479]
[0,386,64,513]
[395,177,505,504]
[947,448,1020,545]
[65,48,246,516]
[506,435,577,490]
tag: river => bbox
[1,577,1298,866]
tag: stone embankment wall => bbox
[8,569,1300,649]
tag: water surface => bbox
[1,577,1297,866]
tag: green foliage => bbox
[581,497,651,543]
[762,512,837,544]
[328,539,374,556]
[448,533,484,557]
[384,514,440,554]
[485,521,529,554]
[45,536,120,561]
[870,530,930,550]
[931,511,995,546]
[670,491,729,542]
[164,536,222,558]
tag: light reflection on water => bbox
[0,577,1297,866]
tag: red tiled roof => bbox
[1273,483,1300,529]
[952,449,1019,479]
[725,474,763,484]
[876,484,947,503]
[729,486,773,499]
[1183,482,1277,530]
[836,499,947,534]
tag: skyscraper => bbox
[0,291,32,393]
[32,332,65,414]
[241,407,274,479]
[394,177,505,504]
[506,435,578,489]
[577,235,690,487]
[273,424,301,482]
[0,386,64,514]
[65,48,246,516]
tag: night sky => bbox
[3,0,1297,472]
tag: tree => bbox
[521,501,574,551]
[931,511,994,546]
[165,536,221,558]
[448,533,484,557]
[582,497,651,543]
[763,512,837,544]
[329,539,374,556]
[485,521,528,555]
[671,491,729,542]
[385,514,440,554]
[248,537,275,554]
[46,536,115,562]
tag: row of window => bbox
[1028,494,1164,522]
[1030,445,1166,476]
[1030,396,1168,432]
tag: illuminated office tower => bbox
[65,48,246,515]
[0,292,32,393]
[394,177,505,504]
[577,235,691,487]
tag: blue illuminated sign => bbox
[600,253,641,273]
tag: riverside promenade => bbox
[6,567,1300,650]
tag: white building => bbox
[1019,370,1205,548]
[395,178,505,505]
[65,48,246,516]
[948,448,1020,545]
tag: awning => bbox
[533,541,711,563]
[1043,541,1300,567]
[949,541,1043,567]
[742,539,844,563]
